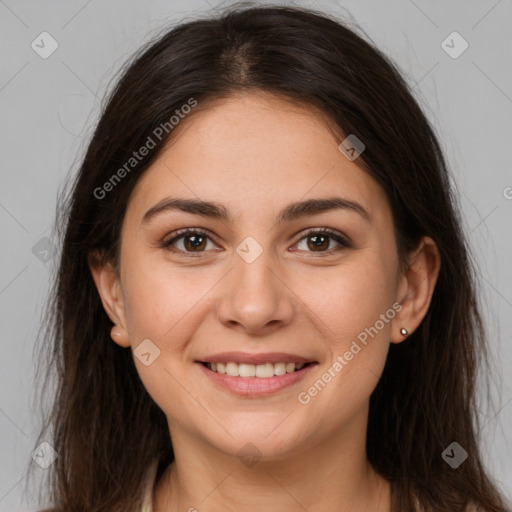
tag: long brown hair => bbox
[27,3,510,511]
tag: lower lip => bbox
[196,362,317,396]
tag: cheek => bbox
[295,254,396,410]
[298,253,396,348]
[121,259,205,422]
[122,250,206,345]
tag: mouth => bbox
[196,359,318,396]
[199,360,314,377]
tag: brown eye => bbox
[161,227,351,257]
[305,233,330,251]
[294,228,351,253]
[181,233,208,251]
[161,228,216,255]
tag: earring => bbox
[400,328,408,336]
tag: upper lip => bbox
[197,352,316,365]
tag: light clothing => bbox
[140,459,160,512]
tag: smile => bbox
[197,361,318,396]
[202,361,309,377]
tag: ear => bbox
[391,236,441,344]
[88,250,130,348]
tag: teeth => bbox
[206,361,308,377]
[226,362,239,377]
[239,363,256,377]
[256,363,274,378]
[274,362,287,376]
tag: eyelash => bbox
[160,227,351,257]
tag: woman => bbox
[30,3,511,511]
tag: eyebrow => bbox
[141,196,371,226]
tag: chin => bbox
[203,418,310,461]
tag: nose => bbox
[215,248,295,335]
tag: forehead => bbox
[125,92,391,227]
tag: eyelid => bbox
[160,226,352,255]
[160,227,220,256]
[295,227,351,249]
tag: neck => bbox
[152,408,391,512]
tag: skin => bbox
[90,91,440,512]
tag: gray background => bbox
[1,0,511,510]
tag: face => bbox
[95,92,419,462]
